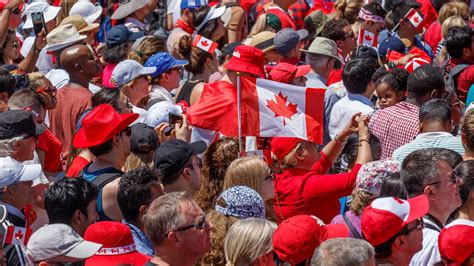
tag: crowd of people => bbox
[0,0,474,265]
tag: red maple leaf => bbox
[365,34,372,41]
[413,16,419,23]
[266,92,298,126]
[201,40,209,47]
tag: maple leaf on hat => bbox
[266,92,298,126]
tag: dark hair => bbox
[219,42,241,65]
[385,0,420,12]
[445,26,473,59]
[351,46,379,61]
[0,67,16,96]
[342,58,379,94]
[330,133,381,174]
[103,42,129,64]
[401,148,463,197]
[392,2,421,29]
[373,222,413,258]
[372,67,409,93]
[192,6,211,28]
[198,18,220,40]
[92,88,122,110]
[321,19,351,42]
[358,2,387,22]
[456,160,474,204]
[117,166,162,222]
[431,0,450,12]
[44,177,98,224]
[419,99,451,123]
[379,172,408,199]
[88,138,114,157]
[407,64,445,98]
[178,35,212,74]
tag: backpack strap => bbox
[342,212,362,239]
[91,172,122,190]
[449,64,469,79]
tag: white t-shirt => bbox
[20,36,53,74]
[167,0,181,25]
[328,94,374,139]
[409,218,442,266]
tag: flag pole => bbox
[237,72,243,153]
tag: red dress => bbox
[273,152,361,224]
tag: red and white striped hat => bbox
[361,195,429,246]
[438,219,474,265]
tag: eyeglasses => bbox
[427,171,463,186]
[119,127,132,137]
[265,171,275,181]
[398,218,424,236]
[166,67,183,74]
[164,215,209,237]
[10,41,19,48]
[118,100,133,113]
[36,86,57,96]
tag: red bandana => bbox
[175,19,194,35]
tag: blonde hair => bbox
[462,109,474,152]
[128,36,166,65]
[270,142,303,173]
[27,72,46,90]
[335,0,364,24]
[438,1,470,25]
[437,16,467,64]
[249,14,269,37]
[199,210,240,265]
[349,189,375,215]
[224,218,277,266]
[223,156,269,195]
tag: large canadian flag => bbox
[357,29,377,48]
[187,76,325,143]
[4,226,32,246]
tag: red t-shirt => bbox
[449,59,474,102]
[273,152,361,224]
[424,21,442,54]
[36,128,63,172]
[66,155,90,178]
[266,6,297,30]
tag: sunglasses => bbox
[398,218,424,236]
[343,31,356,39]
[166,67,183,74]
[164,215,209,237]
[119,127,132,137]
[265,171,275,181]
[36,86,57,96]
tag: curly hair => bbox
[194,137,240,212]
[349,190,374,215]
[335,0,364,24]
[198,209,240,266]
[177,35,213,74]
[128,36,166,65]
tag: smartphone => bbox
[168,113,183,129]
[31,12,46,35]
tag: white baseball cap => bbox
[69,1,102,25]
[145,101,182,128]
[22,2,61,29]
[27,224,103,263]
[0,157,41,188]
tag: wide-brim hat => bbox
[304,10,336,40]
[224,45,265,77]
[45,24,87,52]
[60,14,100,34]
[23,2,61,29]
[301,37,341,69]
[249,31,276,53]
[69,1,102,24]
[73,104,138,148]
[111,0,149,20]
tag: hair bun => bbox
[178,35,193,59]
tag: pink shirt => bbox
[102,63,117,88]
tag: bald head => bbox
[60,44,100,87]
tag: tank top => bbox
[176,80,204,105]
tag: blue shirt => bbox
[123,220,155,256]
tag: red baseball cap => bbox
[361,195,429,246]
[268,63,311,84]
[271,137,303,162]
[224,45,266,77]
[84,222,151,266]
[73,104,138,148]
[438,219,474,265]
[273,215,349,264]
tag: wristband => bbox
[334,134,347,146]
[358,138,369,146]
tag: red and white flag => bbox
[406,8,423,30]
[186,77,325,143]
[357,29,378,48]
[4,226,32,246]
[192,35,218,54]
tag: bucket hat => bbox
[45,24,87,52]
[301,37,341,69]
[69,1,102,24]
[22,2,61,29]
[60,14,100,34]
[111,0,149,20]
[224,45,265,77]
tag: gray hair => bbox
[224,218,277,266]
[0,136,24,157]
[311,238,375,266]
[142,191,194,246]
